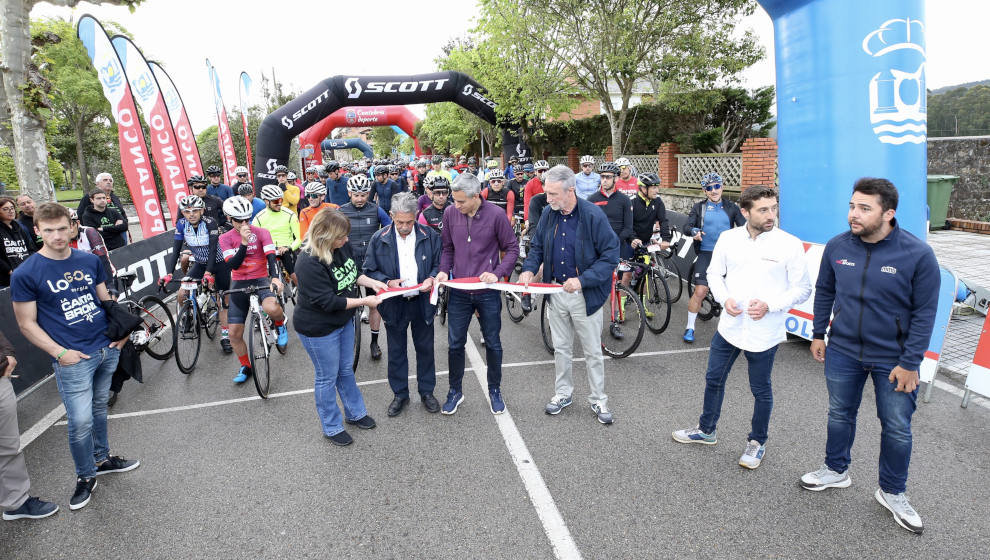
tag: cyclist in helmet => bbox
[480,169,515,225]
[253,184,302,288]
[206,165,234,200]
[273,165,301,215]
[237,183,266,220]
[630,173,671,250]
[575,155,601,200]
[187,175,226,229]
[299,182,338,240]
[480,158,500,182]
[388,164,405,193]
[409,158,430,196]
[220,195,289,383]
[304,165,320,185]
[682,172,745,343]
[162,194,234,354]
[324,161,349,207]
[372,165,404,213]
[523,160,550,222]
[505,155,519,181]
[232,166,251,193]
[507,162,528,216]
[614,157,638,197]
[417,177,450,233]
[466,156,479,176]
[443,158,459,182]
[426,155,452,184]
[339,174,392,361]
[588,161,635,338]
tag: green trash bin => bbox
[927,175,958,230]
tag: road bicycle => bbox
[113,270,175,360]
[172,277,220,374]
[629,245,672,334]
[223,285,284,398]
[273,253,297,310]
[686,259,722,321]
[654,227,685,304]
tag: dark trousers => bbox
[447,289,502,393]
[385,296,436,398]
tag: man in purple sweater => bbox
[435,173,519,415]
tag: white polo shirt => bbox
[706,225,812,352]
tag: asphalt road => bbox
[4,291,990,559]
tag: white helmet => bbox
[305,165,319,174]
[260,184,284,201]
[615,157,631,167]
[305,181,327,196]
[287,171,297,181]
[347,174,372,193]
[179,195,205,211]
[222,196,253,220]
[487,169,505,180]
[534,160,550,170]
[234,165,249,175]
[580,155,595,165]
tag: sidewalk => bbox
[928,230,988,379]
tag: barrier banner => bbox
[428,277,565,306]
[76,15,166,239]
[150,61,204,182]
[239,72,254,172]
[112,36,189,227]
[207,60,239,185]
[2,231,175,395]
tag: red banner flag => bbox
[150,62,203,182]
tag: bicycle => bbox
[113,270,175,360]
[223,285,282,398]
[686,259,722,321]
[273,253,297,310]
[172,277,221,374]
[629,245,672,334]
[654,227,684,304]
[352,313,362,372]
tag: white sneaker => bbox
[738,440,765,469]
[799,464,851,491]
[875,488,923,534]
[361,307,369,324]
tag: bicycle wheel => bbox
[641,272,672,334]
[686,270,716,321]
[352,314,362,372]
[174,299,201,374]
[202,294,220,340]
[601,283,645,359]
[249,312,271,398]
[660,255,683,304]
[137,295,175,360]
[540,295,554,355]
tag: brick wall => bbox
[657,143,679,188]
[947,218,990,234]
[566,148,579,172]
[741,138,777,190]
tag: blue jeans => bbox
[698,332,778,445]
[53,347,120,478]
[447,289,502,393]
[824,347,917,494]
[298,325,368,437]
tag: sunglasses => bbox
[307,193,323,199]
[192,184,207,189]
[269,198,284,204]
[490,179,505,183]
[432,190,449,195]
[581,163,593,167]
[230,217,248,224]
[237,173,249,177]
[704,185,721,192]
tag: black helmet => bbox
[186,175,207,187]
[206,165,222,176]
[274,165,288,174]
[467,156,477,165]
[431,155,443,164]
[638,173,661,187]
[598,162,619,175]
[324,161,340,173]
[431,176,450,191]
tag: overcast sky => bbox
[33,0,989,135]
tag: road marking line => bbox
[464,336,582,560]
[18,404,65,453]
[500,346,712,369]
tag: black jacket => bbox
[101,299,144,341]
[82,207,128,250]
[77,192,127,220]
[631,192,671,244]
[684,198,745,239]
[587,189,634,244]
[0,219,37,286]
[293,244,361,337]
[363,223,442,325]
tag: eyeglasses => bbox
[703,185,721,192]
[0,206,15,212]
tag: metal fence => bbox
[676,153,743,189]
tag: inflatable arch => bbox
[320,138,373,159]
[253,71,531,185]
[758,0,927,242]
[297,105,422,169]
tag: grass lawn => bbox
[56,189,85,202]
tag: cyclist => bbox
[455,155,468,172]
[273,165,301,215]
[324,161,350,206]
[480,158,500,182]
[443,158,459,182]
[480,169,515,226]
[575,155,601,200]
[231,166,252,193]
[339,174,392,361]
[409,158,430,195]
[524,160,550,220]
[304,165,320,185]
[388,164,405,193]
[631,173,671,250]
[614,157,638,197]
[682,172,745,343]
[588,162,634,339]
[187,175,226,230]
[505,155,519,181]
[508,163,529,216]
[426,155,452,183]
[219,196,288,383]
[237,183,266,220]
[372,165,404,213]
[417,178,450,233]
[299,182,339,240]
[252,184,302,287]
[68,209,114,283]
[162,195,234,354]
[205,165,234,200]
[466,156,479,176]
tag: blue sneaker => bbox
[545,395,572,415]
[276,325,289,347]
[441,390,464,415]
[233,366,252,384]
[672,426,717,445]
[489,388,505,415]
[739,440,766,469]
[683,328,695,343]
[3,497,58,520]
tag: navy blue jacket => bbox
[363,222,442,325]
[325,176,350,207]
[812,220,939,371]
[522,197,619,315]
[371,179,405,212]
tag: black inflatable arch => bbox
[253,71,530,185]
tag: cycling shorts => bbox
[692,250,713,287]
[227,277,276,325]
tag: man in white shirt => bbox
[363,193,443,417]
[671,185,811,469]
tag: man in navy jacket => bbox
[800,177,939,535]
[519,165,619,425]
[363,192,442,416]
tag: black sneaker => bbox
[69,477,97,510]
[3,497,59,520]
[521,294,533,313]
[220,337,233,354]
[94,455,140,476]
[370,342,382,361]
[345,415,377,429]
[107,391,118,408]
[326,430,353,446]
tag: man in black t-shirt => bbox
[77,173,127,223]
[81,191,128,251]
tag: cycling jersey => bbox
[481,186,515,222]
[418,204,447,232]
[171,217,223,266]
[71,225,115,280]
[615,175,638,197]
[631,191,672,245]
[281,183,301,214]
[299,202,339,239]
[252,207,302,251]
[220,225,277,281]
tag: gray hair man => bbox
[77,173,127,226]
[518,165,620,424]
[363,192,443,416]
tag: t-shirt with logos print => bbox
[10,249,111,355]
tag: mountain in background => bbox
[930,79,990,95]
[927,80,990,137]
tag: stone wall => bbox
[928,136,990,221]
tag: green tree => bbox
[369,126,398,158]
[477,0,763,157]
[928,84,990,137]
